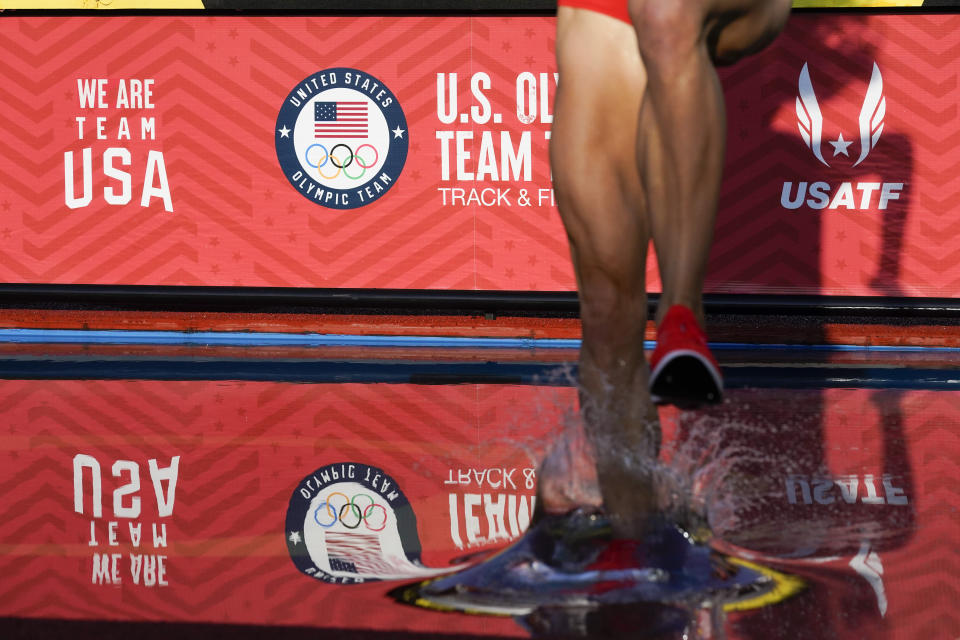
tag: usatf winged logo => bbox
[795,62,886,168]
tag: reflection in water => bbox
[394,386,916,639]
[672,389,914,562]
[393,507,803,639]
[684,389,915,639]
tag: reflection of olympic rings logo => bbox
[313,492,388,531]
[303,143,379,181]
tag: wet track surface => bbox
[0,342,956,639]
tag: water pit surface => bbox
[0,342,955,639]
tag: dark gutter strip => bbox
[2,285,960,319]
[0,358,956,390]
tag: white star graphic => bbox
[278,125,291,138]
[829,133,852,157]
[288,531,302,545]
[392,125,405,139]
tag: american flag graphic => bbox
[325,532,397,576]
[315,101,368,139]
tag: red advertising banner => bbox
[0,379,957,637]
[1,14,959,296]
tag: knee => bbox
[577,266,647,341]
[627,0,701,60]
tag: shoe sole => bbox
[650,349,723,409]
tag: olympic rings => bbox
[354,144,378,169]
[301,142,379,181]
[314,502,336,528]
[339,502,363,529]
[348,494,387,531]
[317,162,341,180]
[304,143,329,169]
[363,503,388,532]
[312,492,389,531]
[329,144,354,169]
[351,493,375,514]
[328,491,350,511]
[342,161,365,180]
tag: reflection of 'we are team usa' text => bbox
[73,453,180,587]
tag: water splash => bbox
[398,371,917,638]
[392,507,804,639]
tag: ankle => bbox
[656,299,705,328]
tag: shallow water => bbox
[398,381,923,639]
[0,343,955,639]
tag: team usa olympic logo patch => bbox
[275,68,408,210]
[285,462,445,585]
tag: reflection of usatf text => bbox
[786,473,908,505]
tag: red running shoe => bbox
[649,305,723,408]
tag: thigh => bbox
[552,8,648,271]
[554,7,644,166]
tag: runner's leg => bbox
[629,0,791,326]
[551,7,660,537]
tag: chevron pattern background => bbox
[1,15,958,296]
[716,14,960,297]
[0,379,955,637]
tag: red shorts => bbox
[557,0,630,25]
